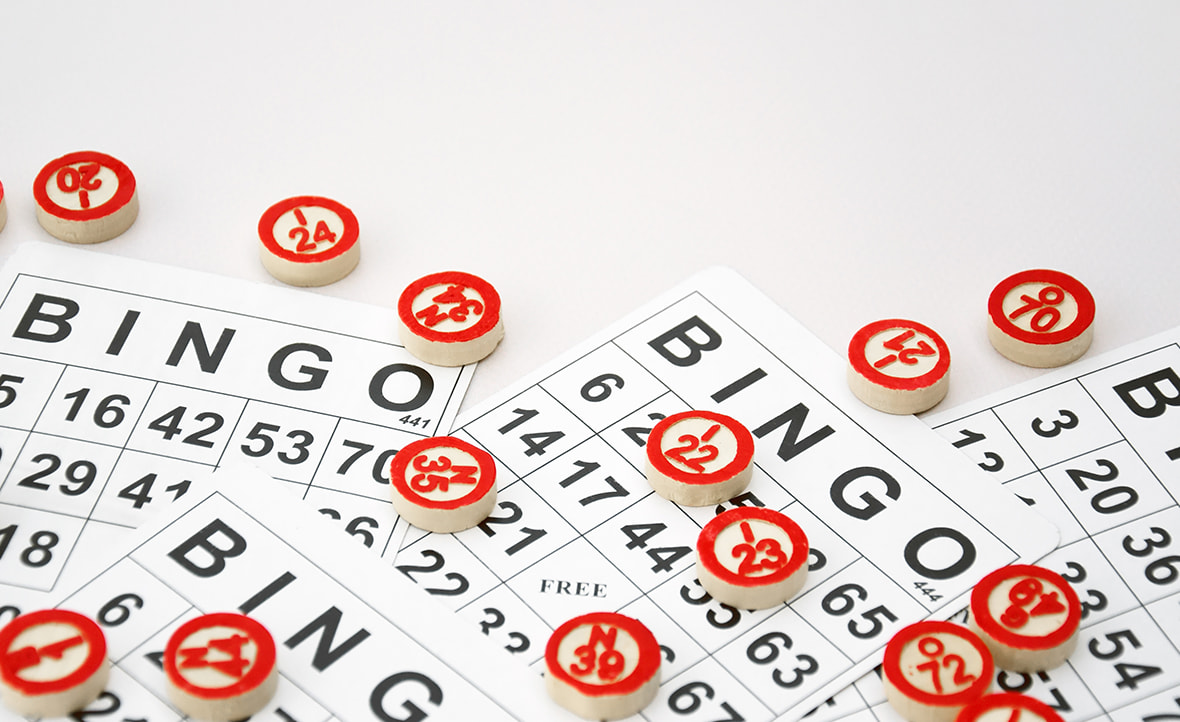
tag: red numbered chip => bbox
[258,196,360,286]
[389,436,498,532]
[696,507,809,609]
[883,620,994,722]
[33,151,139,244]
[987,269,1095,368]
[0,179,7,233]
[397,271,504,367]
[644,410,755,506]
[545,611,661,720]
[847,319,951,415]
[955,693,1065,722]
[0,608,109,718]
[164,612,278,722]
[968,564,1080,672]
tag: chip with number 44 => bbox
[545,611,661,720]
[644,409,754,506]
[389,435,498,532]
[0,608,109,718]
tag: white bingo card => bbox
[0,243,473,611]
[395,267,1059,721]
[0,467,560,722]
[813,326,1180,722]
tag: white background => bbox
[1,1,1177,417]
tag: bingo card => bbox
[811,325,1180,722]
[395,267,1059,721]
[0,466,559,721]
[0,243,474,611]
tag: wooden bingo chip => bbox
[882,620,994,722]
[0,609,109,717]
[34,150,138,243]
[644,409,754,506]
[968,564,1080,672]
[0,179,7,233]
[847,319,951,414]
[987,269,1095,368]
[696,506,809,609]
[258,195,360,286]
[389,435,497,532]
[544,611,661,720]
[397,270,504,366]
[164,612,278,722]
[955,692,1065,722]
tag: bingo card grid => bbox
[396,267,1058,722]
[0,472,559,722]
[0,243,474,611]
[807,327,1180,722]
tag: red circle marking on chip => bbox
[696,507,809,609]
[0,609,107,701]
[34,151,136,222]
[164,613,276,704]
[848,318,951,415]
[956,693,1065,722]
[545,611,661,718]
[33,151,139,244]
[389,436,498,532]
[646,410,755,502]
[257,196,360,286]
[397,271,505,367]
[0,179,7,233]
[988,270,1094,347]
[398,271,502,344]
[883,621,993,716]
[969,565,1080,672]
[258,196,359,265]
[849,319,951,392]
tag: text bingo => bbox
[0,470,558,722]
[0,243,474,610]
[396,267,1058,721]
[816,325,1180,722]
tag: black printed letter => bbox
[1114,369,1180,419]
[13,293,79,343]
[167,519,247,578]
[269,343,331,391]
[369,363,433,412]
[830,466,901,520]
[166,321,236,373]
[370,672,444,722]
[648,316,722,367]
